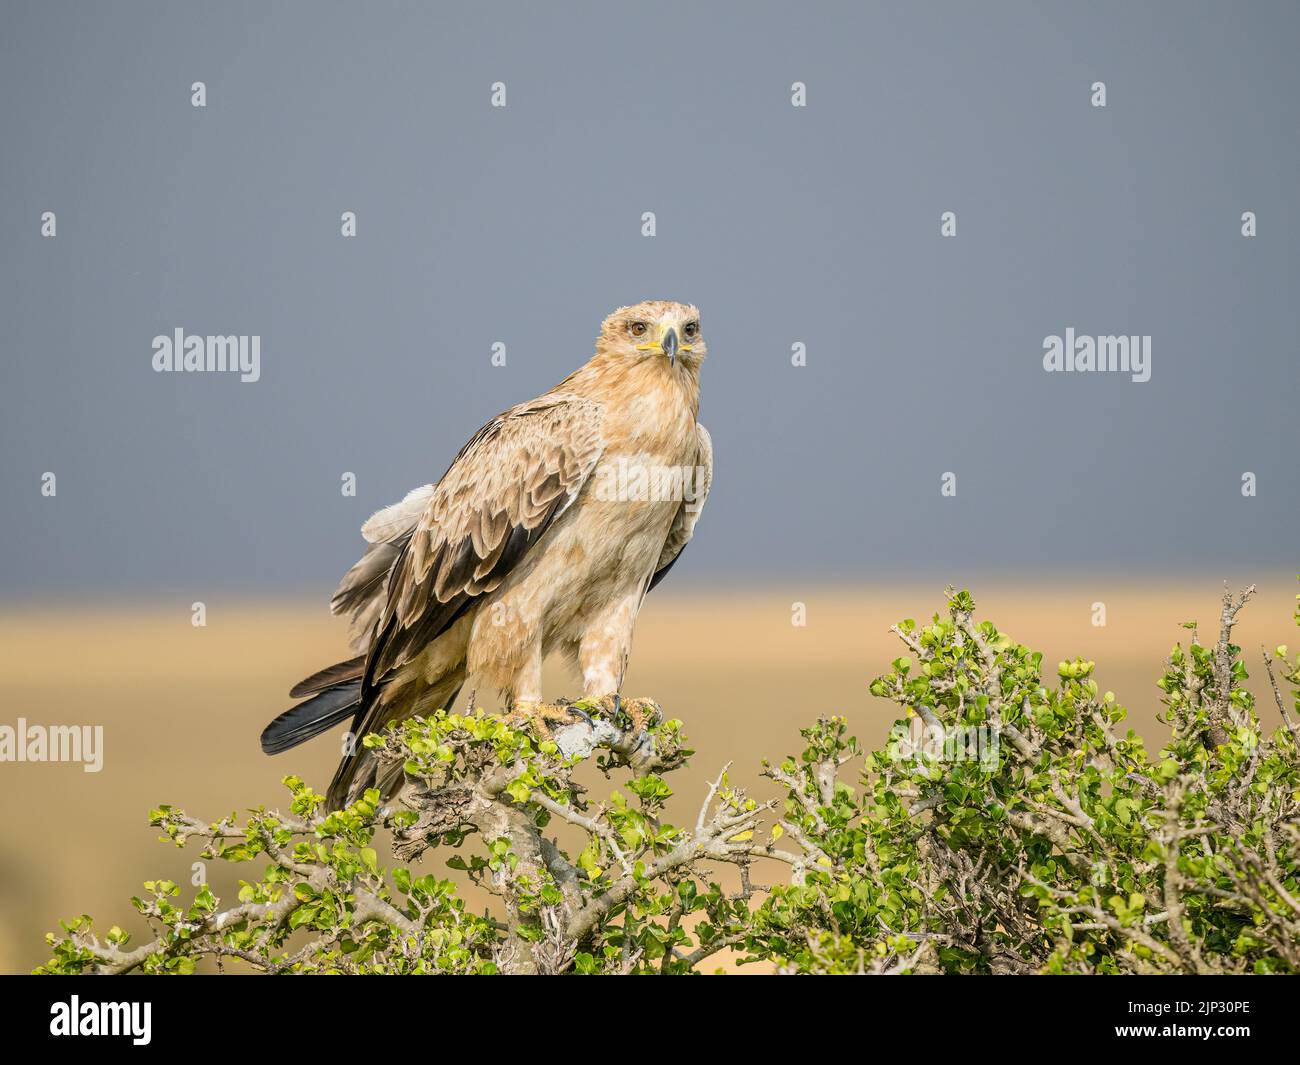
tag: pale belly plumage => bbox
[464,440,691,702]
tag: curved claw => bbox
[566,704,595,727]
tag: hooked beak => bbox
[661,327,678,365]
[636,324,680,365]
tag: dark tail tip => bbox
[261,681,361,755]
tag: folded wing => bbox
[649,422,712,591]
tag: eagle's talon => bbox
[592,694,659,734]
[593,693,627,727]
[624,698,662,734]
[566,705,595,727]
[507,700,573,736]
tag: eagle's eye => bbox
[628,321,648,338]
[683,321,699,340]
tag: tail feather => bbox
[289,655,365,699]
[261,681,361,755]
[325,682,463,810]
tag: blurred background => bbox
[1,1,1297,972]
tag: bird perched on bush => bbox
[261,300,712,808]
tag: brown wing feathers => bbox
[314,399,602,806]
[267,396,604,805]
[364,397,603,686]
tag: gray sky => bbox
[2,0,1297,598]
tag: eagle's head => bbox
[596,300,706,371]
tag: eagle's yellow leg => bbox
[509,696,661,735]
[506,700,575,736]
[594,695,661,733]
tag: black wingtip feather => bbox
[261,681,362,755]
[289,655,366,698]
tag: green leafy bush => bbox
[39,585,1300,974]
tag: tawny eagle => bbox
[260,300,712,808]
